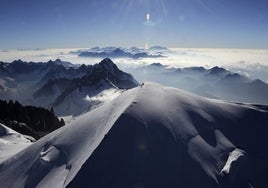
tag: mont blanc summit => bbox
[1,83,267,188]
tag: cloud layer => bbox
[1,47,268,81]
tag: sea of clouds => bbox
[1,47,268,82]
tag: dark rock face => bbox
[86,58,139,89]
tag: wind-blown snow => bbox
[0,83,267,187]
[85,88,123,103]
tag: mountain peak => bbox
[94,58,119,76]
[149,46,168,50]
[1,82,267,187]
[87,58,138,89]
[99,58,116,68]
[12,59,25,64]
[252,79,266,86]
[209,66,226,74]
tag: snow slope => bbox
[0,83,268,188]
[0,123,34,163]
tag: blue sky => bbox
[0,0,268,50]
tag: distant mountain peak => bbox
[252,79,266,85]
[223,73,245,80]
[98,58,117,70]
[12,59,25,64]
[88,58,138,88]
[206,66,229,77]
[92,58,120,77]
[209,66,226,73]
[150,63,165,67]
[149,46,169,50]
[47,59,77,69]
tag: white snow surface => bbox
[0,85,138,188]
[220,148,245,174]
[0,123,33,163]
[0,82,267,187]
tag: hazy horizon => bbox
[1,47,268,83]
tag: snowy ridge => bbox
[0,83,268,187]
[0,87,139,188]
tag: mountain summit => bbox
[86,58,138,89]
[0,83,267,187]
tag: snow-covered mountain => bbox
[129,63,268,105]
[0,58,138,116]
[33,58,138,115]
[0,83,267,187]
[0,123,34,163]
[0,59,91,101]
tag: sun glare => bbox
[146,13,150,23]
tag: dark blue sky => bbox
[0,0,268,50]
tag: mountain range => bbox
[0,58,138,116]
[1,57,268,187]
[75,46,165,59]
[2,57,268,117]
[0,83,267,187]
[129,63,268,105]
